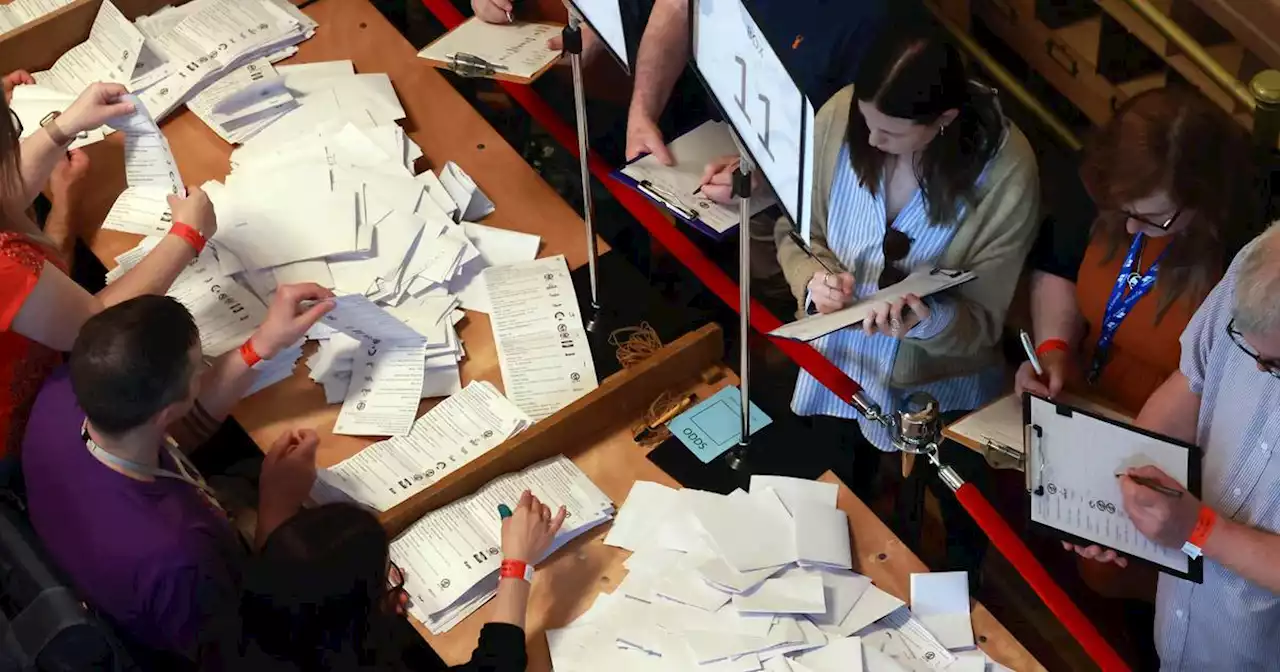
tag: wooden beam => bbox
[379,323,725,536]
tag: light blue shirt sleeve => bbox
[1179,257,1241,394]
[905,296,955,340]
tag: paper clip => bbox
[1025,423,1045,495]
[446,52,508,78]
[637,180,699,220]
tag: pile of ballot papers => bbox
[389,455,615,635]
[0,0,74,36]
[545,476,1014,672]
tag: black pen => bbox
[1118,473,1184,498]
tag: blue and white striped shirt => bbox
[791,144,1004,451]
[1155,252,1280,671]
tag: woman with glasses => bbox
[773,25,1039,516]
[0,82,216,456]
[1016,88,1258,416]
[237,490,563,672]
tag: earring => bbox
[940,124,948,136]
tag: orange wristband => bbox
[499,559,533,582]
[1188,505,1218,548]
[169,222,206,253]
[238,339,262,368]
[1036,338,1069,357]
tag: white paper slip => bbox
[749,475,838,512]
[102,188,172,236]
[862,647,910,672]
[946,392,1131,463]
[690,489,796,572]
[417,17,561,81]
[685,630,773,664]
[167,271,269,357]
[319,294,425,344]
[697,556,781,595]
[866,608,956,668]
[769,270,976,342]
[823,584,905,637]
[731,573,826,614]
[37,0,144,92]
[793,636,864,672]
[909,572,974,650]
[438,162,495,222]
[620,121,777,235]
[654,571,732,612]
[333,341,426,437]
[603,480,681,552]
[417,170,459,219]
[484,255,598,422]
[792,499,852,570]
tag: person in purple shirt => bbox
[22,282,335,667]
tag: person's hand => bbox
[1062,541,1128,568]
[501,490,567,563]
[250,283,336,359]
[259,428,319,515]
[472,0,512,23]
[59,82,134,137]
[48,148,90,204]
[807,271,854,314]
[1015,347,1070,398]
[863,293,930,338]
[167,186,216,239]
[1120,465,1201,549]
[3,70,34,104]
[626,110,672,165]
[547,24,601,64]
[696,155,764,205]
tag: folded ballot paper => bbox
[389,455,615,634]
[0,0,75,36]
[545,474,1003,672]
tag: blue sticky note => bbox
[667,385,773,463]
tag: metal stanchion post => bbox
[562,10,601,328]
[725,152,755,470]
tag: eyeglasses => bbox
[1227,319,1280,379]
[1120,207,1180,231]
[879,226,913,289]
[9,109,20,136]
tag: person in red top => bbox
[0,78,217,454]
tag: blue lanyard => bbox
[1088,234,1168,383]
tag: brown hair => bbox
[1080,88,1256,318]
[0,92,35,235]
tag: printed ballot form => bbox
[102,95,185,236]
[483,255,598,421]
[417,17,562,82]
[34,1,144,92]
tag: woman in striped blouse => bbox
[773,27,1040,571]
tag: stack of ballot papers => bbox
[311,380,532,511]
[0,0,75,35]
[390,455,615,634]
[546,475,1014,672]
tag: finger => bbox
[493,0,513,9]
[1061,541,1073,551]
[651,142,674,167]
[1080,545,1101,559]
[1098,549,1116,563]
[1129,465,1179,487]
[889,299,906,337]
[701,184,733,204]
[546,35,562,51]
[167,193,180,210]
[549,505,567,536]
[540,503,551,520]
[1047,369,1065,397]
[903,293,929,321]
[1021,377,1050,398]
[1116,557,1128,568]
[298,299,336,325]
[518,489,533,512]
[284,283,335,304]
[875,303,892,333]
[838,273,856,295]
[706,171,735,187]
[18,71,34,85]
[863,308,877,336]
[106,100,136,117]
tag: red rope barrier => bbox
[413,3,1129,669]
[954,483,1131,671]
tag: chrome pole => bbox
[565,10,600,316]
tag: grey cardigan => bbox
[774,84,1041,388]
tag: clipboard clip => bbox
[636,180,700,220]
[977,438,1024,471]
[1025,423,1045,495]
[445,52,509,78]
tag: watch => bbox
[39,111,73,146]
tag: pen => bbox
[1020,329,1044,377]
[786,230,839,277]
[1118,473,1184,498]
[505,10,512,22]
[634,394,695,442]
[692,185,703,197]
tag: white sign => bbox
[566,0,629,73]
[691,0,815,239]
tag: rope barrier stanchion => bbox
[416,3,1127,668]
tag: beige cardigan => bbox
[774,85,1040,388]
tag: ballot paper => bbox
[319,294,426,345]
[315,381,531,511]
[167,265,269,357]
[391,456,613,632]
[909,572,975,650]
[732,572,827,615]
[187,58,295,144]
[333,340,427,437]
[438,162,495,222]
[769,270,977,343]
[450,222,540,313]
[102,95,186,236]
[751,475,839,512]
[0,0,74,36]
[620,120,778,236]
[945,391,1131,462]
[861,608,956,668]
[793,636,863,672]
[791,498,852,570]
[690,488,797,572]
[34,1,145,92]
[484,255,598,422]
[603,481,682,552]
[417,17,561,81]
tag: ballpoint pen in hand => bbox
[1118,473,1184,498]
[1020,329,1044,377]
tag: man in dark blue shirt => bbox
[627,0,914,165]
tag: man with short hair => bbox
[21,282,334,665]
[1079,223,1280,668]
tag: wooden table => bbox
[8,0,610,470]
[417,328,1045,671]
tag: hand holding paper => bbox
[501,489,567,563]
[61,82,134,136]
[251,283,336,359]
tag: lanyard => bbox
[82,422,224,514]
[1088,233,1168,384]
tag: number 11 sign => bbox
[690,0,815,240]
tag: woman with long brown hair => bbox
[1017,88,1259,416]
[0,79,216,454]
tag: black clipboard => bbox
[1022,393,1204,583]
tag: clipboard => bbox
[767,269,976,342]
[1023,393,1203,583]
[416,17,563,84]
